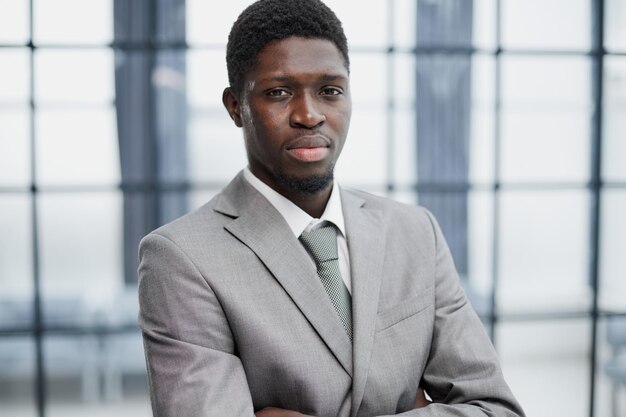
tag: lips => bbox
[285,135,332,162]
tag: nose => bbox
[290,92,325,129]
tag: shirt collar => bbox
[243,167,346,238]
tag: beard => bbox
[273,166,335,195]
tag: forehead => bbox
[249,37,348,81]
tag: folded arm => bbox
[381,210,525,417]
[139,232,256,417]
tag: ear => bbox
[222,87,243,127]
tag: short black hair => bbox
[226,0,350,95]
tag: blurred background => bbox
[0,0,625,416]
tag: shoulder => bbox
[140,192,230,252]
[340,187,444,251]
[142,171,252,247]
[342,187,436,228]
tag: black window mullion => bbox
[488,0,503,345]
[27,0,45,414]
[386,0,395,196]
[588,1,606,416]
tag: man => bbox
[138,1,525,416]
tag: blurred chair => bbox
[1,288,149,403]
[0,295,100,402]
[605,316,626,417]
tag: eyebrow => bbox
[259,73,348,84]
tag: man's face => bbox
[224,36,352,196]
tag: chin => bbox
[275,170,334,195]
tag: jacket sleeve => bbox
[379,210,525,417]
[138,232,256,417]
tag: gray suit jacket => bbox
[138,172,524,417]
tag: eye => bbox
[266,88,291,97]
[320,87,343,96]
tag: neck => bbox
[245,165,335,218]
[282,184,333,218]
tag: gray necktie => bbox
[299,225,353,340]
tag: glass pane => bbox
[35,49,114,104]
[501,109,591,183]
[392,107,417,187]
[472,0,496,50]
[415,54,473,184]
[0,194,33,329]
[393,0,417,49]
[390,54,417,187]
[469,107,495,184]
[335,107,386,187]
[417,192,473,308]
[187,0,254,46]
[0,108,30,186]
[393,53,416,108]
[497,319,591,417]
[39,191,123,327]
[471,55,496,108]
[600,190,626,313]
[349,185,386,199]
[33,0,112,45]
[501,0,591,51]
[45,334,101,403]
[350,52,387,106]
[0,336,37,417]
[502,56,591,104]
[605,0,626,52]
[396,0,495,50]
[188,109,247,183]
[153,51,188,184]
[415,0,486,49]
[501,56,591,182]
[0,49,30,103]
[392,54,417,186]
[388,190,417,205]
[467,190,494,316]
[324,0,388,49]
[470,55,496,184]
[189,189,221,212]
[187,49,229,109]
[595,316,626,417]
[0,0,29,44]
[158,191,189,226]
[45,333,151,416]
[603,57,626,181]
[498,190,591,314]
[153,0,185,44]
[36,108,120,186]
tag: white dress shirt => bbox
[243,167,352,293]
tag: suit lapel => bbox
[341,189,386,417]
[216,174,353,376]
